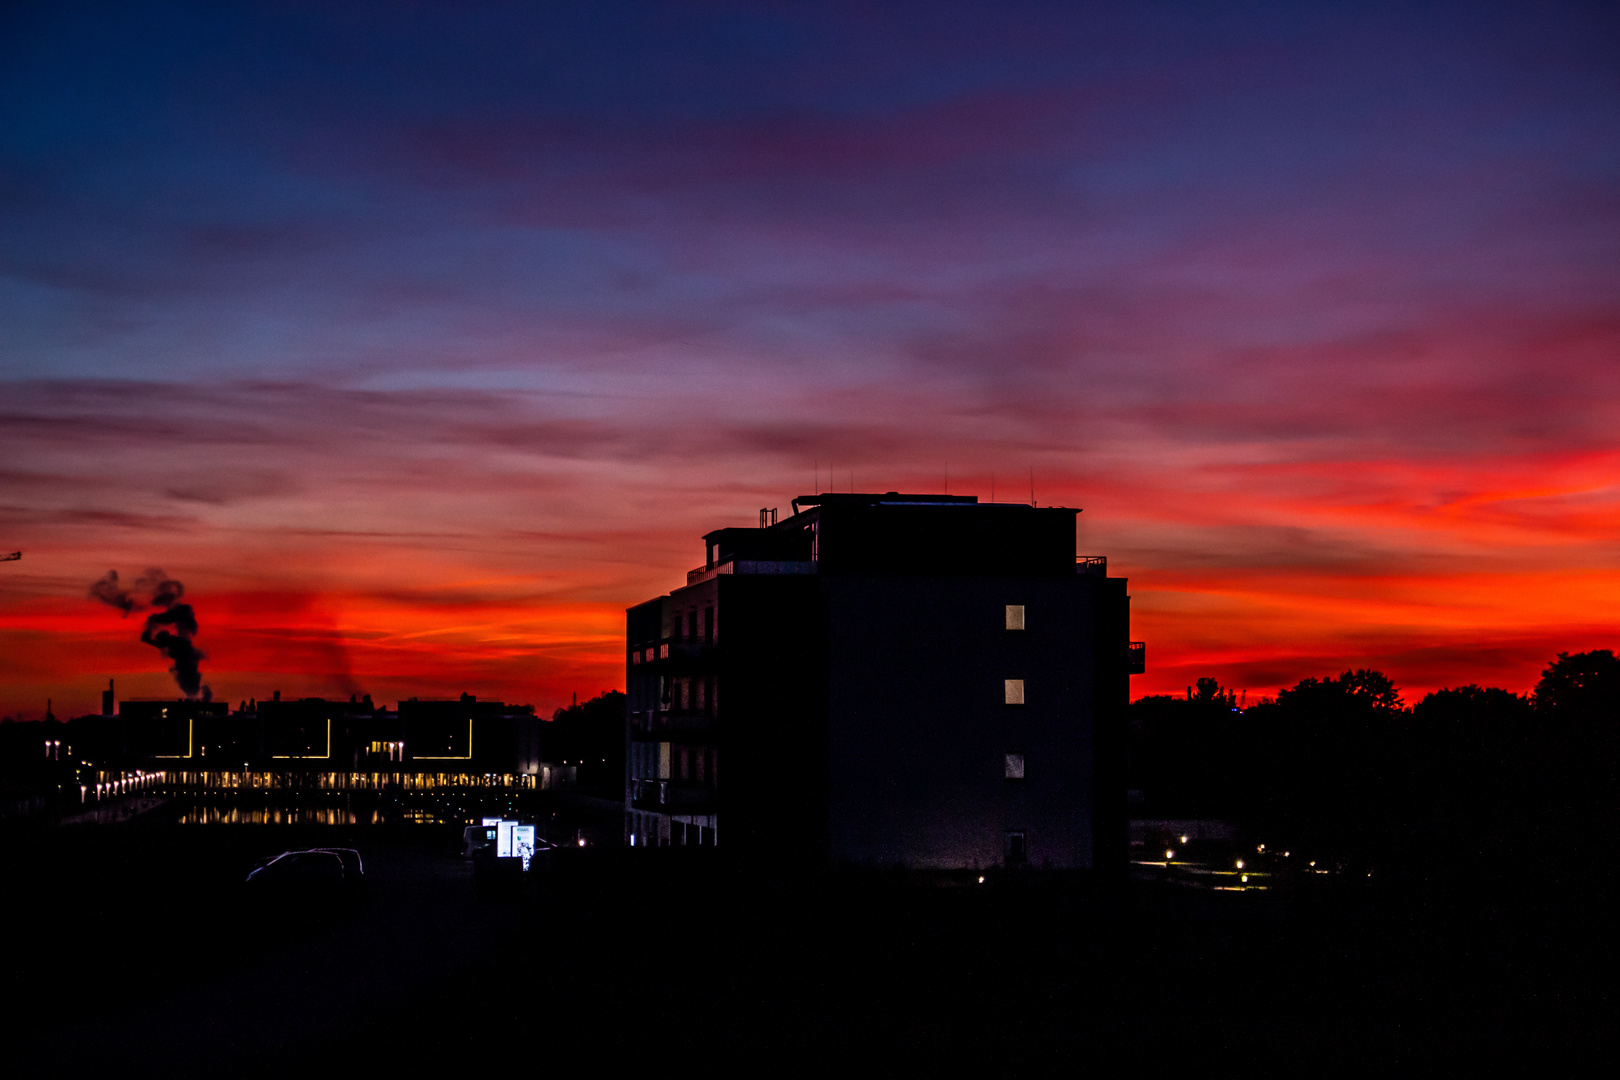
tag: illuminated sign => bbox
[496,820,517,858]
[481,817,501,826]
[512,825,536,870]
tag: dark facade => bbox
[626,492,1142,870]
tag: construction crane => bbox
[0,551,19,562]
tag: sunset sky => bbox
[3,1,1617,719]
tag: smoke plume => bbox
[89,568,210,699]
[89,570,137,614]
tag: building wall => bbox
[823,573,1100,869]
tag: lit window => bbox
[1004,679,1025,705]
[1004,753,1025,779]
[1005,604,1025,630]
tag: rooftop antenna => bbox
[944,463,949,494]
[991,475,995,502]
[1030,467,1035,507]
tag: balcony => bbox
[628,638,717,668]
[631,710,718,738]
[629,778,715,811]
[1127,641,1146,674]
[1077,556,1107,576]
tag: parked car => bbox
[244,849,346,911]
[308,847,364,880]
[309,847,367,901]
[462,824,498,857]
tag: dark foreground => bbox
[2,821,1611,1074]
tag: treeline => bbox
[545,690,626,794]
[1130,650,1620,883]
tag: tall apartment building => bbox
[625,492,1142,871]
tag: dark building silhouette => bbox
[626,492,1142,869]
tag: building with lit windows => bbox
[625,492,1143,870]
[65,693,550,795]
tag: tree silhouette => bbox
[1532,649,1620,719]
[547,690,627,794]
[1130,650,1619,894]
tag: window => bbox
[1004,753,1025,779]
[704,606,715,643]
[1004,679,1025,705]
[687,611,698,640]
[1005,604,1025,630]
[1005,830,1027,864]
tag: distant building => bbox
[625,492,1142,870]
[62,692,552,796]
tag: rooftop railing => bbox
[688,558,817,585]
[1077,556,1107,576]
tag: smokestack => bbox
[102,679,114,717]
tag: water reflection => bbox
[176,804,366,825]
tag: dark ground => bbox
[2,811,1612,1075]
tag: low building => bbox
[64,693,550,795]
[626,492,1142,870]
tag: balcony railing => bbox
[629,778,715,810]
[628,638,716,666]
[1077,556,1108,576]
[631,710,717,738]
[1127,641,1146,674]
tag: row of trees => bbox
[546,690,627,794]
[1129,650,1620,880]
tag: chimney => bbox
[102,678,115,716]
[273,690,280,702]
